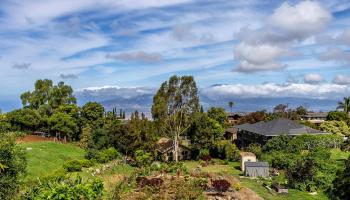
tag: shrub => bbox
[261,151,299,169]
[166,162,189,175]
[63,160,83,172]
[211,140,240,161]
[246,143,262,159]
[326,111,349,121]
[0,133,26,200]
[212,179,231,192]
[85,147,121,163]
[63,159,94,172]
[21,176,103,200]
[328,156,350,200]
[101,147,121,161]
[198,148,210,159]
[262,135,292,152]
[169,178,205,199]
[286,134,343,153]
[135,150,153,167]
[192,177,209,190]
[233,182,242,191]
[137,177,164,188]
[341,139,350,151]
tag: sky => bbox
[0,0,350,112]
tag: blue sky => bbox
[0,0,350,111]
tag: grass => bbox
[184,161,329,200]
[20,141,85,180]
[330,148,350,170]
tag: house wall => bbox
[162,146,190,162]
[237,130,269,148]
[240,155,256,171]
[245,166,269,178]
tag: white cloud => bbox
[337,29,350,45]
[267,1,331,40]
[304,73,324,84]
[234,43,288,72]
[0,0,192,30]
[202,83,349,100]
[319,47,350,64]
[235,61,287,73]
[233,1,332,73]
[75,85,155,100]
[333,75,350,85]
[234,43,288,65]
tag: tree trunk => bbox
[174,133,179,162]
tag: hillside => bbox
[20,141,85,180]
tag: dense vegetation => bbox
[0,76,349,199]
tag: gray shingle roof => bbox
[235,118,329,136]
[245,162,269,167]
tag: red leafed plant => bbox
[212,179,231,192]
[137,177,164,188]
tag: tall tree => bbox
[6,109,41,132]
[81,102,105,128]
[152,75,200,162]
[207,107,227,127]
[20,79,76,110]
[20,79,53,109]
[48,81,76,109]
[189,112,224,151]
[337,97,350,114]
[228,101,234,113]
[48,112,79,141]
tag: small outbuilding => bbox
[240,152,256,171]
[156,138,191,162]
[244,162,269,178]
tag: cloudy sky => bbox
[0,0,350,111]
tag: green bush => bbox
[63,159,94,172]
[210,140,240,161]
[198,148,210,159]
[166,162,189,175]
[262,135,292,152]
[21,176,103,200]
[261,151,298,169]
[0,133,26,200]
[246,143,262,159]
[135,149,153,167]
[102,147,122,161]
[86,147,121,163]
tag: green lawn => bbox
[20,142,85,180]
[184,161,329,200]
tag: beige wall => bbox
[240,155,257,171]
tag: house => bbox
[300,112,328,126]
[227,112,249,125]
[240,152,256,171]
[235,118,330,148]
[224,127,237,142]
[244,162,269,178]
[156,138,191,162]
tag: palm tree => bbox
[228,101,234,113]
[337,97,350,114]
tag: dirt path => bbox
[16,135,56,143]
